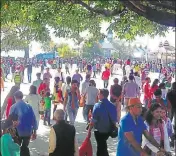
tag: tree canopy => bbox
[1,1,175,57]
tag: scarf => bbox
[149,121,164,147]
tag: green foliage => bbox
[82,39,103,58]
[57,43,79,58]
[1,0,175,57]
[41,40,56,52]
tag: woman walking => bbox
[24,85,41,128]
[1,86,19,119]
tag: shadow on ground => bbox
[29,121,117,156]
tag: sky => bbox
[2,22,175,58]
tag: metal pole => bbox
[166,49,168,66]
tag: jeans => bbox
[66,107,78,125]
[27,73,32,83]
[84,105,94,122]
[19,136,30,156]
[94,131,109,156]
[44,108,51,124]
[104,80,109,88]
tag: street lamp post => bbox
[163,40,169,66]
[158,42,163,63]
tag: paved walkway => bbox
[1,65,175,156]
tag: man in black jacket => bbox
[49,109,78,156]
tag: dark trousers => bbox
[19,136,30,156]
[93,71,96,78]
[94,131,109,156]
[27,73,32,83]
[84,105,94,122]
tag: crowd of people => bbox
[0,56,176,156]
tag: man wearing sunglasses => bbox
[117,98,166,156]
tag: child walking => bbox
[43,92,52,126]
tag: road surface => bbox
[1,65,174,156]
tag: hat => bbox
[128,98,142,107]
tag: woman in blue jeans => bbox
[64,80,80,125]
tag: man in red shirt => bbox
[101,67,110,88]
[143,77,151,108]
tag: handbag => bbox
[104,103,118,138]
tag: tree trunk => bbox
[24,45,29,58]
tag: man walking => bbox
[49,109,78,156]
[9,91,37,156]
[122,75,140,107]
[89,89,117,156]
[26,62,33,83]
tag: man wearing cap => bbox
[117,98,165,156]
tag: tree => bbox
[57,43,79,58]
[111,40,135,59]
[1,2,51,58]
[41,40,56,52]
[82,38,103,58]
[1,1,175,58]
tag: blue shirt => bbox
[92,99,117,133]
[116,113,147,156]
[92,65,97,72]
[66,90,79,109]
[10,100,37,137]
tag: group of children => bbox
[37,76,70,126]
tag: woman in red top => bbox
[143,77,151,108]
[1,86,19,119]
[150,79,159,100]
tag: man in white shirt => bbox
[54,67,65,88]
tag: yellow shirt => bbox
[134,66,140,72]
[105,63,110,69]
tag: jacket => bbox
[49,121,76,156]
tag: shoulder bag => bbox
[104,103,118,138]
